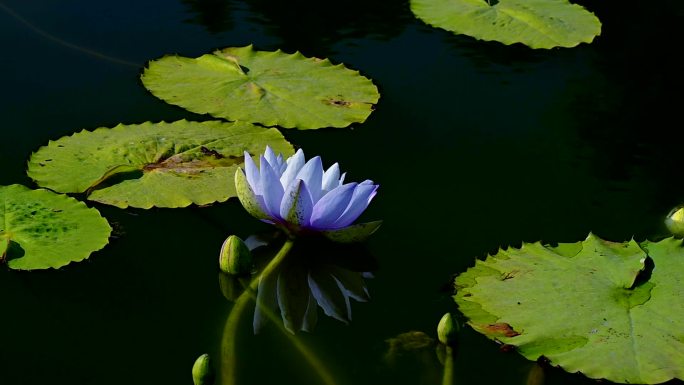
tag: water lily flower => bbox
[235,146,380,242]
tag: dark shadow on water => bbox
[184,0,413,55]
[181,0,235,34]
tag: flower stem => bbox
[243,287,339,385]
[220,238,293,385]
[220,239,338,385]
[441,346,454,385]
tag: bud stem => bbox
[441,346,455,385]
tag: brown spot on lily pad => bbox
[482,322,520,337]
[324,97,352,107]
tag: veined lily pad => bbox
[410,0,601,49]
[455,234,684,384]
[27,120,293,209]
[141,45,380,129]
[0,184,111,270]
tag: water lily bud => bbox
[437,313,459,346]
[219,235,252,275]
[665,206,684,237]
[192,353,214,385]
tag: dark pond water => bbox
[1,1,684,384]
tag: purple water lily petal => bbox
[264,146,278,169]
[275,153,285,172]
[310,183,357,229]
[279,179,314,227]
[280,149,305,189]
[322,163,340,192]
[243,151,260,194]
[331,183,378,228]
[259,155,285,218]
[237,146,379,239]
[295,156,324,202]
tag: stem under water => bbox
[0,2,138,67]
[220,239,338,385]
[442,346,454,385]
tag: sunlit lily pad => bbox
[410,0,601,49]
[27,120,293,208]
[455,234,684,384]
[141,45,380,129]
[0,184,111,270]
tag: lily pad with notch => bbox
[141,45,380,129]
[454,234,684,384]
[27,120,293,209]
[410,0,601,49]
[0,184,111,270]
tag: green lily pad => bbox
[455,234,684,384]
[27,120,293,209]
[141,45,380,129]
[0,184,111,270]
[410,0,601,49]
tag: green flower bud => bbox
[219,235,252,275]
[192,353,214,385]
[437,313,459,346]
[666,206,684,238]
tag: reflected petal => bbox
[301,290,318,333]
[277,264,310,333]
[308,269,349,323]
[329,266,370,302]
[254,266,279,333]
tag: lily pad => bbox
[141,45,380,129]
[0,184,111,270]
[410,0,601,49]
[27,120,293,209]
[454,234,684,384]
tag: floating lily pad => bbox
[141,45,380,129]
[27,120,293,209]
[0,184,111,270]
[455,234,684,384]
[410,0,601,49]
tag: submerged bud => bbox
[219,235,252,275]
[437,313,459,346]
[192,353,214,385]
[666,206,684,238]
[218,272,248,302]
